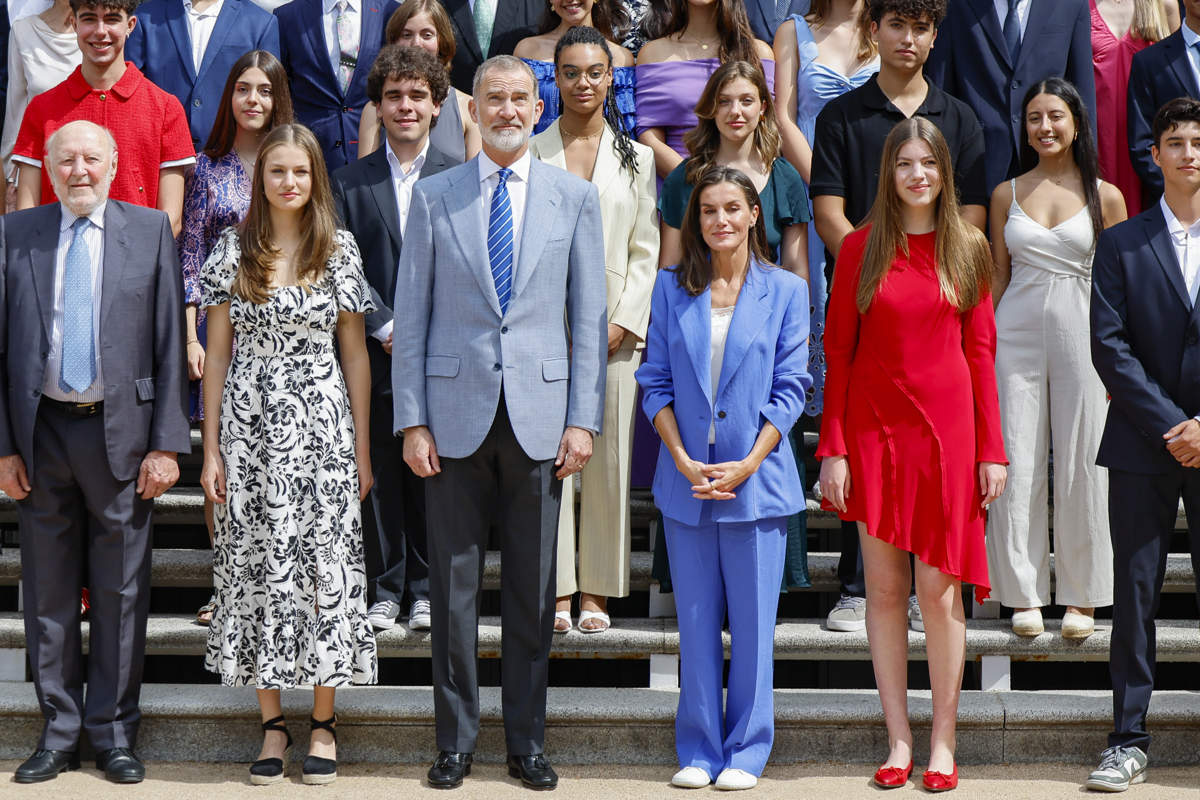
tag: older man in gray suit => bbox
[393,55,606,791]
[0,120,189,785]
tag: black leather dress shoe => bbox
[95,747,145,784]
[427,751,472,789]
[507,753,558,790]
[14,749,79,783]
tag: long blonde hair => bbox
[856,117,990,313]
[1130,0,1170,43]
[805,0,876,64]
[235,124,338,304]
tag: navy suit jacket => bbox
[275,0,398,170]
[443,0,542,93]
[927,0,1095,192]
[1127,30,1199,201]
[636,262,811,525]
[128,0,280,149]
[743,0,809,44]
[1091,206,1200,475]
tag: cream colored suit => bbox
[531,121,659,598]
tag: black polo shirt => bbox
[810,74,988,232]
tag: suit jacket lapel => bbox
[536,122,568,170]
[746,0,772,42]
[100,203,128,334]
[350,2,386,97]
[365,147,403,252]
[165,0,198,83]
[444,160,502,316]
[449,0,483,63]
[1146,211,1193,311]
[968,0,1012,70]
[302,0,338,90]
[511,158,561,301]
[1163,32,1200,98]
[28,208,59,347]
[715,265,772,399]
[675,287,712,407]
[419,145,455,178]
[195,0,239,85]
[592,124,622,199]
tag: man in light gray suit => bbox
[0,120,190,785]
[392,55,606,791]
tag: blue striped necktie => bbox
[488,167,514,314]
[60,217,95,394]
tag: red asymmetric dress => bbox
[817,228,1006,601]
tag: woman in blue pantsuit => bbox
[636,166,811,791]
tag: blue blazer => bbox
[1091,206,1200,475]
[128,0,280,149]
[743,0,809,44]
[1127,30,1198,201]
[927,0,1096,192]
[274,0,398,171]
[636,261,811,526]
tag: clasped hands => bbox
[676,454,759,500]
[1164,418,1200,468]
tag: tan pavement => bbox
[3,762,1200,798]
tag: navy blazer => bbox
[128,0,280,149]
[1127,30,1199,201]
[743,0,809,44]
[275,0,398,171]
[927,0,1096,192]
[443,0,543,93]
[636,262,811,525]
[1091,205,1200,474]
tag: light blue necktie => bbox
[60,217,95,394]
[488,167,514,314]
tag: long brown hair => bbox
[806,0,876,64]
[674,166,773,296]
[235,125,338,304]
[659,0,762,67]
[203,50,294,160]
[385,0,457,67]
[856,117,990,313]
[537,0,630,43]
[683,60,780,185]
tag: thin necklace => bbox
[560,124,604,141]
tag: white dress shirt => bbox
[323,0,359,83]
[1161,195,1200,306]
[993,0,1031,39]
[183,0,225,73]
[43,203,106,402]
[371,138,429,343]
[478,147,531,276]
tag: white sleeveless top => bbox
[1004,179,1096,281]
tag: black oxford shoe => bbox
[14,749,79,783]
[427,751,472,789]
[507,753,558,790]
[95,747,145,784]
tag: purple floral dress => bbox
[178,151,251,421]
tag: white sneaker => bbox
[714,768,758,790]
[907,594,924,632]
[409,600,432,630]
[366,600,401,630]
[1011,608,1044,637]
[825,594,866,632]
[670,766,711,788]
[1085,745,1147,792]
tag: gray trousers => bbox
[426,401,560,755]
[18,402,153,751]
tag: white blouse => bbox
[709,305,735,444]
[3,14,81,179]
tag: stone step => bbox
[0,613,1196,663]
[0,683,1197,765]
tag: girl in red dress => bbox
[818,117,1007,792]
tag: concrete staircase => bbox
[0,430,1197,765]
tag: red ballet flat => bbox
[872,760,913,788]
[922,762,958,792]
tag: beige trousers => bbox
[556,339,640,598]
[986,271,1112,608]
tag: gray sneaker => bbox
[409,600,432,631]
[825,594,866,632]
[1086,746,1147,792]
[908,594,924,632]
[366,600,401,631]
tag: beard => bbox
[481,123,529,153]
[51,169,114,218]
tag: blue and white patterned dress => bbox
[523,58,637,136]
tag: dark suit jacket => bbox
[127,0,280,149]
[743,0,809,44]
[443,0,543,93]
[1091,206,1200,475]
[331,142,458,339]
[1127,30,1199,201]
[0,202,191,481]
[927,0,1096,192]
[275,0,398,171]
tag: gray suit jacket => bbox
[392,155,607,461]
[0,201,191,481]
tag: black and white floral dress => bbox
[200,227,378,689]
